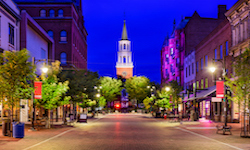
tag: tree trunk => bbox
[46,109,51,129]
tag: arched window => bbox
[58,9,63,17]
[40,9,46,17]
[49,9,55,17]
[47,30,53,39]
[123,56,126,63]
[60,52,67,65]
[124,44,126,49]
[60,30,67,42]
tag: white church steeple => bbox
[116,20,133,78]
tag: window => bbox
[226,41,228,56]
[196,61,199,72]
[170,48,174,55]
[192,63,194,74]
[214,49,217,61]
[176,58,180,67]
[220,45,223,59]
[205,55,208,67]
[47,30,53,39]
[58,9,63,17]
[123,56,126,63]
[205,78,208,88]
[176,40,179,48]
[9,24,14,45]
[41,48,46,59]
[49,9,55,17]
[200,58,203,70]
[201,79,204,89]
[186,67,188,77]
[40,9,46,17]
[0,16,1,38]
[60,30,67,42]
[196,81,199,89]
[177,76,180,84]
[124,44,126,49]
[189,65,190,76]
[60,52,67,65]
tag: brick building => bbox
[161,6,226,88]
[194,18,232,121]
[14,0,87,69]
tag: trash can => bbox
[13,122,24,138]
[2,119,10,136]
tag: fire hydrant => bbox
[164,114,167,119]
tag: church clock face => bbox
[122,71,127,77]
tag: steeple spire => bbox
[121,20,128,40]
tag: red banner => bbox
[34,81,42,99]
[216,81,224,98]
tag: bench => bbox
[34,118,46,129]
[66,117,75,125]
[216,125,232,135]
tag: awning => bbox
[182,85,216,102]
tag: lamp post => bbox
[147,86,155,114]
[210,59,228,127]
[94,86,102,116]
[31,57,48,130]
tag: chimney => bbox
[218,5,227,19]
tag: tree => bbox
[125,76,150,104]
[0,49,35,136]
[99,77,122,103]
[36,61,70,128]
[225,48,250,137]
[156,88,171,110]
[169,80,183,114]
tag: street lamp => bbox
[30,57,48,131]
[209,59,228,128]
[147,86,156,114]
[94,86,102,116]
[165,87,170,92]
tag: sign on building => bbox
[216,81,224,98]
[34,81,42,99]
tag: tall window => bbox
[176,58,180,67]
[196,61,199,72]
[49,9,55,17]
[225,41,229,56]
[192,63,194,74]
[220,45,223,59]
[214,49,217,61]
[124,44,126,49]
[58,9,63,17]
[40,9,46,17]
[170,48,174,55]
[201,79,204,89]
[123,56,126,63]
[47,30,53,39]
[205,78,208,88]
[41,48,46,59]
[60,52,67,65]
[9,24,14,45]
[177,76,180,84]
[186,67,188,77]
[60,30,67,42]
[189,65,190,76]
[196,81,199,89]
[200,58,203,70]
[205,55,208,67]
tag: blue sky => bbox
[83,0,237,83]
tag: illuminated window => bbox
[58,9,63,17]
[205,78,208,88]
[201,79,204,89]
[40,9,46,17]
[47,30,53,39]
[60,52,67,65]
[60,30,67,42]
[196,81,199,89]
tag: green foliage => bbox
[225,48,250,107]
[156,88,171,109]
[169,80,183,109]
[125,76,150,103]
[58,69,99,102]
[0,49,35,108]
[78,93,96,108]
[99,77,122,102]
[143,96,154,110]
[98,96,107,107]
[36,61,70,110]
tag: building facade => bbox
[161,6,227,87]
[116,20,133,79]
[0,0,20,52]
[14,0,87,69]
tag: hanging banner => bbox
[216,81,224,98]
[34,81,42,99]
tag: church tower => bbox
[116,20,133,79]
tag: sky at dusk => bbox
[83,0,237,83]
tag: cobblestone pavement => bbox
[0,113,249,150]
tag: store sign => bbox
[212,97,222,102]
[216,81,224,98]
[34,81,42,99]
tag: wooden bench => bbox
[216,125,232,135]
